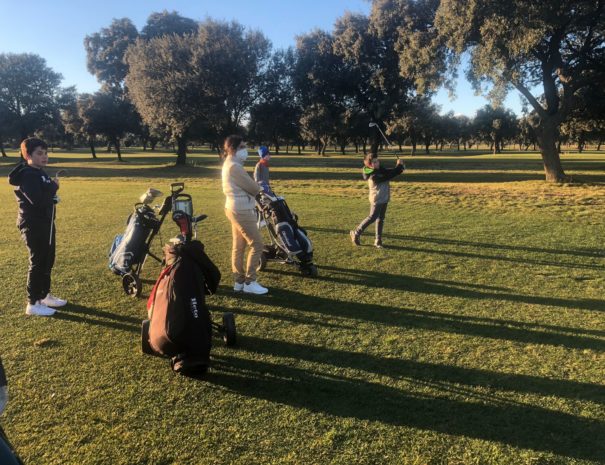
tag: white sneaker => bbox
[40,293,67,307]
[243,281,268,295]
[25,301,56,316]
[233,282,244,292]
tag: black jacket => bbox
[8,163,58,225]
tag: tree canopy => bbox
[375,0,605,181]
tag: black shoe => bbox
[350,230,360,246]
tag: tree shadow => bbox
[253,284,605,350]
[305,227,604,259]
[265,264,605,314]
[53,303,140,334]
[205,340,605,462]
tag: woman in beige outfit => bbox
[222,135,268,295]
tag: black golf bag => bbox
[257,192,317,277]
[109,205,160,275]
[142,241,220,374]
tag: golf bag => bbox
[109,205,160,275]
[257,191,317,277]
[143,240,221,374]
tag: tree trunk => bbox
[340,142,346,155]
[0,140,6,157]
[536,121,567,182]
[114,138,123,161]
[354,142,359,153]
[411,140,417,156]
[89,138,97,159]
[362,140,367,155]
[597,139,602,151]
[176,136,187,165]
[273,140,280,155]
[577,133,585,153]
[297,144,301,155]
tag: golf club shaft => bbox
[49,205,54,245]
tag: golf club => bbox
[49,170,67,245]
[369,122,400,160]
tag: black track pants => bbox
[20,220,56,304]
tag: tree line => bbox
[0,2,603,181]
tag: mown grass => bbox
[0,148,604,464]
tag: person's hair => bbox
[20,137,48,159]
[223,134,244,158]
[364,152,377,168]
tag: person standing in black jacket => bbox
[8,138,67,316]
[350,153,404,248]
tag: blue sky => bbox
[0,0,522,116]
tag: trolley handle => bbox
[192,214,207,223]
[171,182,185,194]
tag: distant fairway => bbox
[0,148,603,464]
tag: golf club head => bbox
[139,188,164,205]
[368,122,377,127]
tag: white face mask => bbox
[235,148,248,163]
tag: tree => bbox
[386,95,439,155]
[77,92,137,160]
[473,106,518,154]
[125,34,200,164]
[248,48,300,153]
[125,19,271,164]
[192,20,272,140]
[333,12,413,126]
[293,30,351,154]
[0,53,63,142]
[84,18,139,91]
[383,0,605,181]
[141,10,198,39]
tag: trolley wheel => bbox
[301,264,318,278]
[141,320,154,355]
[122,273,142,298]
[257,251,268,271]
[222,312,237,346]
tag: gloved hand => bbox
[53,195,60,204]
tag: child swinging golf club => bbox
[350,124,405,248]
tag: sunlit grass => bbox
[0,149,603,464]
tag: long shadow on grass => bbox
[225,335,605,405]
[208,344,605,461]
[306,227,604,260]
[242,286,605,350]
[265,265,605,313]
[53,304,139,333]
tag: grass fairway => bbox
[0,148,604,464]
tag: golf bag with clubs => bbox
[141,191,236,375]
[108,184,189,297]
[256,190,317,277]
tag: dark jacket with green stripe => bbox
[362,164,404,205]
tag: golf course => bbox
[0,148,603,464]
